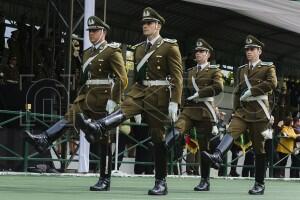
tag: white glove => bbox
[134,114,142,124]
[211,125,219,135]
[168,102,178,122]
[187,92,199,101]
[240,89,252,101]
[106,99,117,114]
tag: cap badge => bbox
[197,41,203,46]
[246,38,252,44]
[88,18,95,25]
[143,10,150,17]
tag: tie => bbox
[145,42,152,53]
[197,64,201,71]
[91,46,96,55]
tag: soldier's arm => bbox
[233,68,241,110]
[167,44,183,104]
[250,66,277,96]
[110,49,128,103]
[198,69,223,98]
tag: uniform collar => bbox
[197,62,209,71]
[93,40,106,50]
[249,59,261,69]
[147,35,160,45]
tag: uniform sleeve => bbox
[233,68,241,110]
[110,49,128,103]
[167,44,183,104]
[198,69,223,98]
[250,66,277,96]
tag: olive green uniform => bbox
[65,41,128,123]
[176,64,223,151]
[121,36,183,143]
[229,61,277,153]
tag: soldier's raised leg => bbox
[76,96,142,143]
[201,117,245,169]
[25,119,68,153]
[25,102,82,153]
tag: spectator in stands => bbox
[275,116,300,178]
[0,12,5,61]
[1,56,19,83]
[290,116,300,178]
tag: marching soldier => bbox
[26,16,128,191]
[165,38,223,191]
[76,7,183,195]
[202,35,277,195]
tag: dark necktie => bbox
[145,42,152,53]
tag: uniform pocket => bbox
[86,87,111,111]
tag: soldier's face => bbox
[245,47,261,62]
[195,50,210,64]
[142,21,160,37]
[89,29,105,44]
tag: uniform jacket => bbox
[127,36,183,109]
[74,41,128,110]
[233,61,277,121]
[182,64,223,121]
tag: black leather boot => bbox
[90,143,112,191]
[148,179,168,195]
[90,177,110,191]
[148,142,168,195]
[25,119,68,153]
[202,134,234,169]
[194,152,210,191]
[76,109,126,143]
[248,182,265,195]
[194,178,210,191]
[249,154,266,195]
[164,128,180,149]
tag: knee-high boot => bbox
[202,134,234,169]
[76,109,126,143]
[25,119,68,153]
[194,153,210,191]
[90,143,112,191]
[248,154,266,195]
[148,142,168,195]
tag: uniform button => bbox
[157,66,160,69]
[99,69,102,71]
[104,90,107,93]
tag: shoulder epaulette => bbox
[107,42,121,48]
[209,64,219,69]
[260,61,274,66]
[132,41,145,49]
[163,38,177,43]
[238,64,247,69]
